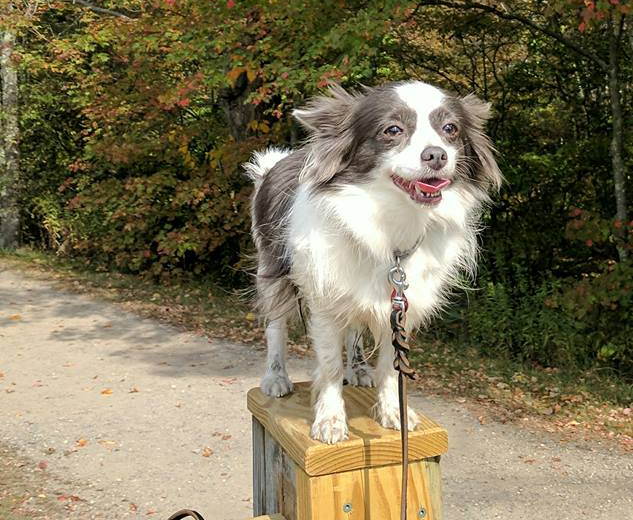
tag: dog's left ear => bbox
[293,84,359,185]
[460,94,503,192]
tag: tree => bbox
[0,27,20,248]
[415,0,631,261]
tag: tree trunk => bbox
[218,70,259,142]
[608,16,628,262]
[0,30,20,248]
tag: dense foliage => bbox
[1,0,631,379]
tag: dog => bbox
[246,81,501,444]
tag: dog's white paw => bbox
[311,414,349,444]
[372,400,419,431]
[345,365,375,387]
[260,373,293,397]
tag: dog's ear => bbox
[460,94,503,192]
[293,84,359,185]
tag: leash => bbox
[166,509,205,520]
[389,253,418,520]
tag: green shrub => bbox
[58,167,252,281]
[431,262,633,380]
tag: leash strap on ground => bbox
[166,509,206,520]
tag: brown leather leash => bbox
[166,509,205,520]
[390,253,418,520]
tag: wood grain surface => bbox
[247,382,448,476]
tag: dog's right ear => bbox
[293,84,356,134]
[293,85,358,185]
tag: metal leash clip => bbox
[389,255,409,312]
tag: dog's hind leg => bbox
[344,327,374,387]
[260,316,294,397]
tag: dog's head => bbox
[294,81,502,205]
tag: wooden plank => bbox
[365,459,439,520]
[422,456,443,520]
[252,417,266,516]
[264,429,283,513]
[294,466,312,520]
[247,383,448,476]
[296,458,440,520]
[280,452,297,520]
[306,467,365,519]
[250,515,286,520]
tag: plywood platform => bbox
[247,382,448,476]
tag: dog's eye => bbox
[442,123,458,136]
[384,125,403,136]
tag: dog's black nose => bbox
[421,146,448,170]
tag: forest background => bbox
[1,0,632,397]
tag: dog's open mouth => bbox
[392,175,451,205]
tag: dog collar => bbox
[392,233,424,263]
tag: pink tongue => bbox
[415,178,451,194]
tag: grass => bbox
[1,248,631,450]
[410,340,632,447]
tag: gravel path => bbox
[1,265,632,520]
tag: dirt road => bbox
[1,265,632,520]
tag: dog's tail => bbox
[243,147,291,189]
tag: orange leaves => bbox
[155,74,203,111]
[573,0,631,31]
[226,66,257,87]
[566,207,631,249]
[201,447,214,457]
[553,0,631,31]
[57,495,82,503]
[317,68,345,88]
[248,120,270,134]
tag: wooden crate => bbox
[248,382,447,520]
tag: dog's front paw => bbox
[311,414,349,444]
[372,401,420,431]
[345,365,375,387]
[260,372,293,397]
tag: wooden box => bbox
[248,382,447,520]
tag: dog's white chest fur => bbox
[288,176,479,332]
